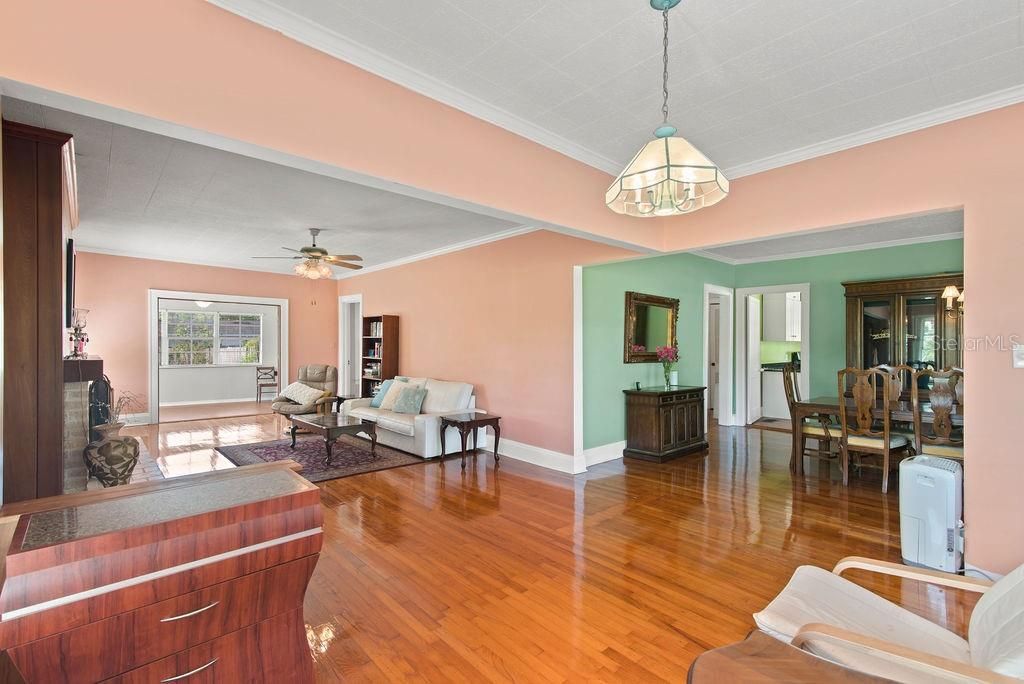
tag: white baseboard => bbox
[158,397,257,407]
[584,440,625,467]
[123,412,152,426]
[497,438,579,474]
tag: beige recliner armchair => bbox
[271,364,339,417]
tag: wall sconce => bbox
[942,285,964,318]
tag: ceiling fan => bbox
[253,228,363,279]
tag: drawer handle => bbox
[160,658,218,682]
[160,601,220,623]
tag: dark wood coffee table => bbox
[439,412,501,470]
[290,413,376,465]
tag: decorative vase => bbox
[663,366,672,387]
[669,370,679,386]
[83,422,140,487]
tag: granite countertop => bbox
[761,363,801,372]
[20,469,306,551]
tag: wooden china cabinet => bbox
[843,273,963,395]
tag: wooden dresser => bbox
[623,386,708,462]
[0,461,322,683]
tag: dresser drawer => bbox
[103,609,312,684]
[10,555,316,682]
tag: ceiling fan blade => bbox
[329,261,363,270]
[281,247,306,254]
[325,254,363,262]
[252,256,304,259]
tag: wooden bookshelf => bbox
[360,315,399,398]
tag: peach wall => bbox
[5,0,1024,574]
[0,0,666,252]
[75,253,338,413]
[337,231,635,455]
[664,104,1024,575]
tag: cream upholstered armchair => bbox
[754,556,1024,682]
[271,364,338,417]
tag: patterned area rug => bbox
[215,435,424,483]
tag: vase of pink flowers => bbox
[656,345,678,387]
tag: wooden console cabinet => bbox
[0,461,322,683]
[623,386,708,462]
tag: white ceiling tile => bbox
[916,18,1021,75]
[3,99,520,274]
[214,1,1024,176]
[441,0,547,35]
[462,40,550,88]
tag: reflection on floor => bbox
[158,400,274,423]
[124,417,975,681]
[750,416,792,433]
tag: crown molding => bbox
[723,83,1024,179]
[691,232,963,266]
[206,0,622,175]
[336,226,539,279]
[206,1,1024,182]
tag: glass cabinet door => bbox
[902,294,939,392]
[861,298,894,368]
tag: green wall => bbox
[583,253,734,449]
[582,238,964,449]
[734,239,964,398]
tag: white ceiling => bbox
[694,210,963,263]
[212,0,1024,176]
[1,98,522,275]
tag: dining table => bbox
[789,396,964,475]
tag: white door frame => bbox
[147,289,289,425]
[338,294,363,398]
[702,283,737,428]
[735,283,810,425]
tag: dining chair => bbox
[874,364,916,438]
[836,367,913,493]
[255,365,278,403]
[782,363,836,473]
[912,368,964,460]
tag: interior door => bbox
[746,295,762,423]
[708,303,720,414]
[341,301,361,396]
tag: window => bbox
[160,310,263,366]
[218,314,262,364]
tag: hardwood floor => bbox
[124,416,977,682]
[157,399,273,423]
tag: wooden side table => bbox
[440,413,501,470]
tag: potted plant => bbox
[84,391,142,487]
[656,345,679,387]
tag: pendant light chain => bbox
[661,8,670,124]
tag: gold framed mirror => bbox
[624,291,679,363]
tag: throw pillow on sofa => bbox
[281,381,326,406]
[393,387,427,414]
[378,378,409,411]
[370,379,394,408]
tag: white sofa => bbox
[342,377,486,459]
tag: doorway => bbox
[735,283,810,426]
[702,284,736,428]
[338,294,362,398]
[147,290,289,424]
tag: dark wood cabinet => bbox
[844,274,963,396]
[623,387,708,462]
[2,120,78,503]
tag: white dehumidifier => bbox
[899,455,963,572]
